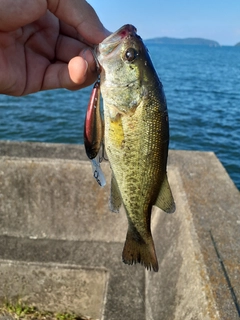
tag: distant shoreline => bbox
[144,37,240,47]
[144,37,220,47]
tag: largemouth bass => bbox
[96,24,175,272]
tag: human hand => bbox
[0,0,110,96]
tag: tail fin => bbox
[122,228,159,272]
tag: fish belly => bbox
[105,100,168,238]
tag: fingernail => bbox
[80,48,88,60]
[84,59,88,74]
[80,48,96,73]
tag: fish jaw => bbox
[97,24,138,58]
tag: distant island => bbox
[144,37,220,47]
[235,42,240,46]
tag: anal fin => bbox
[109,174,122,213]
[155,174,175,213]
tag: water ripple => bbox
[0,45,239,189]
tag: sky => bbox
[87,0,240,46]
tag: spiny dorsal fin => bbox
[155,174,175,213]
[109,174,122,213]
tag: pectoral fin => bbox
[109,174,122,213]
[155,174,175,213]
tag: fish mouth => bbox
[96,24,138,58]
[101,24,137,44]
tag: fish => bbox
[84,80,106,187]
[96,24,175,272]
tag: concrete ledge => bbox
[0,141,239,319]
[0,260,108,319]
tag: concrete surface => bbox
[0,141,239,320]
[0,260,107,319]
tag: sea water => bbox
[0,44,239,189]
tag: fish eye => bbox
[125,48,138,62]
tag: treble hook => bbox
[99,143,108,163]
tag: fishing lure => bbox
[84,80,106,187]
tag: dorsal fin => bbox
[155,174,175,213]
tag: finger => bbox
[55,35,85,62]
[55,35,97,74]
[79,48,97,73]
[0,0,47,31]
[59,21,79,40]
[68,56,88,85]
[68,55,98,87]
[48,0,110,44]
[41,56,97,91]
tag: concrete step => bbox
[0,141,239,320]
